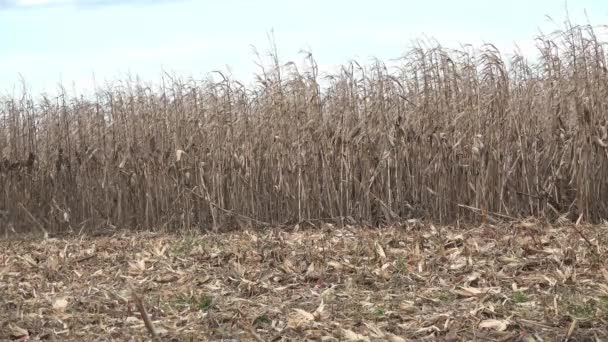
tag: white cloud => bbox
[1,0,178,9]
[16,0,70,6]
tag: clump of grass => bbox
[374,308,386,317]
[394,256,407,274]
[174,293,214,311]
[513,291,529,303]
[438,292,453,302]
[599,296,608,310]
[598,296,608,319]
[253,314,272,326]
[1,19,608,233]
[170,235,204,256]
[568,301,595,319]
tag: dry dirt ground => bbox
[1,221,608,341]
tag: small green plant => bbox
[170,235,202,256]
[437,292,452,302]
[599,296,608,308]
[569,302,595,319]
[374,308,385,317]
[253,314,272,326]
[394,256,407,273]
[512,291,528,303]
[175,293,214,311]
[196,295,214,311]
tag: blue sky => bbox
[0,0,606,95]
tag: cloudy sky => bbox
[0,0,606,95]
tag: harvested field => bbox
[1,221,607,341]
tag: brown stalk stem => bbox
[130,287,161,342]
[18,203,49,237]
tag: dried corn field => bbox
[1,16,608,341]
[1,23,608,234]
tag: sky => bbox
[0,0,607,96]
